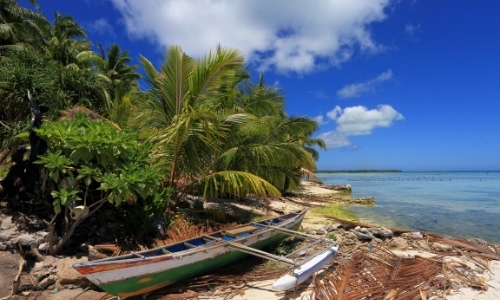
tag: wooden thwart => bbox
[184,242,197,248]
[131,252,145,258]
[225,226,258,237]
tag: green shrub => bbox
[34,113,172,253]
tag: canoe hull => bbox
[74,209,306,298]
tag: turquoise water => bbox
[315,171,500,243]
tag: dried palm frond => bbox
[152,216,238,247]
[427,235,500,260]
[311,249,446,300]
[443,260,489,291]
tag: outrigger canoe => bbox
[73,207,337,298]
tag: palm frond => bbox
[202,170,281,200]
[190,45,244,104]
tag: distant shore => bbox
[316,169,403,173]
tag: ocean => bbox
[315,171,500,244]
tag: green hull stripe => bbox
[100,225,299,297]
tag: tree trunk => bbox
[282,176,290,194]
[0,91,47,201]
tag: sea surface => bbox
[315,171,500,244]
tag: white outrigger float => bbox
[73,207,338,298]
[272,243,339,290]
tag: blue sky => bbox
[37,0,500,171]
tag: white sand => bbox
[446,260,500,300]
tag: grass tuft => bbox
[311,204,358,221]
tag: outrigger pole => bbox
[251,223,333,241]
[202,235,299,266]
[253,223,338,266]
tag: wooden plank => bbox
[225,225,258,237]
[184,242,197,248]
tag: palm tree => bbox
[78,43,140,87]
[133,45,282,199]
[0,0,49,51]
[45,12,90,67]
[133,45,326,201]
[76,43,140,120]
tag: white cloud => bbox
[319,104,403,148]
[87,18,115,36]
[336,69,393,98]
[312,115,329,125]
[334,104,404,135]
[109,0,392,73]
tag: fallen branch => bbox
[30,244,45,262]
[0,257,26,299]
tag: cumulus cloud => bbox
[318,104,403,148]
[334,104,404,135]
[336,69,393,98]
[86,18,115,36]
[109,0,392,73]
